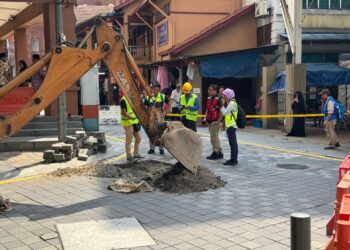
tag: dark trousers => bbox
[227,127,238,162]
[171,107,181,121]
[182,118,197,132]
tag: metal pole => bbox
[291,213,311,250]
[55,0,67,141]
[294,0,303,64]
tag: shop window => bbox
[343,0,350,9]
[331,0,341,9]
[319,0,330,9]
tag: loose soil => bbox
[51,160,226,194]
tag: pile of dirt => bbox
[51,160,226,194]
[154,164,226,194]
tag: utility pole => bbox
[55,0,67,141]
[280,0,303,64]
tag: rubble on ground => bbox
[51,160,226,194]
[43,131,107,163]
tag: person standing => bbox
[321,89,340,150]
[170,84,182,120]
[205,84,223,160]
[18,60,32,87]
[221,88,239,166]
[286,91,306,137]
[180,82,199,132]
[0,53,9,87]
[145,82,165,155]
[120,94,143,161]
[31,54,45,91]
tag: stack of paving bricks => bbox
[43,131,107,163]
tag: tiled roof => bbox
[160,4,255,56]
[75,4,114,24]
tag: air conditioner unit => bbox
[255,0,269,18]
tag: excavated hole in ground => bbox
[51,160,226,194]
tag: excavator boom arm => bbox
[0,19,202,174]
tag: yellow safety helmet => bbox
[182,82,193,94]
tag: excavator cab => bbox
[0,19,202,174]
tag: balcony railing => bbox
[128,46,152,61]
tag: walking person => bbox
[180,82,199,132]
[221,88,239,166]
[205,84,223,160]
[320,89,340,150]
[120,93,143,161]
[145,82,166,155]
[170,83,182,120]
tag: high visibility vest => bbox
[146,93,165,105]
[180,94,198,122]
[225,100,238,128]
[121,97,139,127]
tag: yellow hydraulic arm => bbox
[0,19,202,173]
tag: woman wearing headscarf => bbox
[221,88,239,166]
[287,91,306,137]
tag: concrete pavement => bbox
[0,125,346,249]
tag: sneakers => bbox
[148,149,155,154]
[335,142,341,148]
[127,157,134,162]
[223,160,238,166]
[160,150,165,155]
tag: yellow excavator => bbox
[0,19,202,174]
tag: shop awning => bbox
[0,2,30,27]
[199,49,262,79]
[280,33,350,41]
[269,63,350,94]
[268,72,286,94]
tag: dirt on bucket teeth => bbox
[51,160,226,194]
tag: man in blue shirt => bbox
[320,89,340,150]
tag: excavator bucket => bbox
[161,122,202,175]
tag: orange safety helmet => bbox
[182,82,193,94]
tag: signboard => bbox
[99,105,120,125]
[157,22,168,46]
[193,88,201,94]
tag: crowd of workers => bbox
[120,82,240,166]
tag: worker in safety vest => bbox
[145,82,166,155]
[221,88,238,166]
[180,82,199,132]
[120,93,143,162]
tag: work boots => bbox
[206,152,224,160]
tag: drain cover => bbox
[276,164,308,170]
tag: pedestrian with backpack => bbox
[320,89,340,150]
[205,84,224,160]
[221,88,240,166]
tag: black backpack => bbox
[231,101,246,129]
